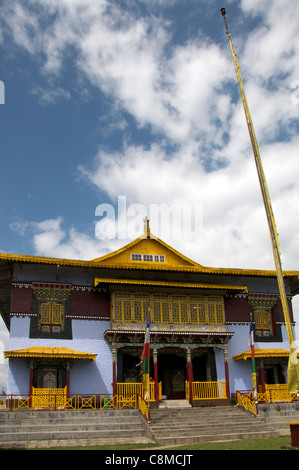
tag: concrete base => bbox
[192,399,231,407]
[159,399,191,409]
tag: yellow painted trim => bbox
[94,277,248,292]
[1,250,298,277]
[4,346,97,361]
[0,252,91,267]
[1,231,299,279]
[233,349,297,361]
[90,232,201,267]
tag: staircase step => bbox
[258,403,299,436]
[154,430,279,446]
[0,422,144,434]
[0,416,140,428]
[0,436,152,450]
[159,400,191,408]
[0,403,288,449]
[149,405,278,446]
[0,427,145,442]
[0,409,155,448]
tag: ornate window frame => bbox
[31,283,71,336]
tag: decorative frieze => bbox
[66,315,110,321]
[111,320,226,333]
[32,282,72,302]
[10,312,37,317]
[12,281,94,293]
[248,293,278,308]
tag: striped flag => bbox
[141,313,151,399]
[249,315,254,350]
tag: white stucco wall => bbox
[7,317,112,395]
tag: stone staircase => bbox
[259,402,299,436]
[0,409,155,449]
[149,405,279,446]
[1,402,294,449]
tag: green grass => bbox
[23,436,293,450]
[166,436,292,450]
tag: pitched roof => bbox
[0,219,299,277]
[91,229,202,269]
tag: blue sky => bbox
[0,0,299,388]
[1,0,298,268]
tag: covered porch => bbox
[104,328,233,404]
[233,348,294,393]
[233,348,299,415]
[4,346,97,400]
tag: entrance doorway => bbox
[43,370,56,388]
[264,364,285,385]
[33,365,67,389]
[192,354,208,381]
[158,354,186,399]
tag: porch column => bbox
[224,346,230,398]
[259,360,266,393]
[112,345,117,396]
[28,360,34,408]
[186,347,193,402]
[29,360,34,396]
[66,361,71,398]
[153,348,159,401]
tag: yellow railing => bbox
[0,397,6,410]
[237,391,258,416]
[263,384,299,403]
[32,387,67,409]
[117,382,162,402]
[66,394,101,410]
[66,394,135,410]
[68,393,150,421]
[138,395,150,421]
[6,396,32,411]
[257,390,270,403]
[190,381,227,400]
[117,383,142,401]
[237,385,299,416]
[0,392,149,421]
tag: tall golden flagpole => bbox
[220,7,299,394]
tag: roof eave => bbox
[1,252,299,279]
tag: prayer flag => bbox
[249,316,254,349]
[141,313,151,398]
[287,344,299,395]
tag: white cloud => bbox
[10,217,103,260]
[2,0,299,395]
[2,3,40,55]
[31,86,71,105]
[77,129,299,271]
[3,0,299,273]
[1,0,234,146]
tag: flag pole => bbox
[250,312,258,402]
[221,7,299,395]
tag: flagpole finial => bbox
[143,217,150,238]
